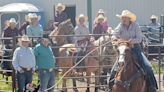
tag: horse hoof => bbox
[73,88,79,92]
[94,87,98,92]
[86,88,90,92]
[62,88,67,92]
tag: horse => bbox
[0,44,13,84]
[50,19,114,92]
[111,41,147,92]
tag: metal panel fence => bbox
[0,32,164,92]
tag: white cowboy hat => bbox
[150,15,158,20]
[56,3,65,11]
[76,14,88,24]
[28,13,41,22]
[98,9,105,14]
[20,35,30,42]
[25,13,33,22]
[95,14,106,23]
[116,10,137,22]
[9,18,17,24]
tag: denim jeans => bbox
[109,44,158,89]
[17,70,32,92]
[38,69,55,92]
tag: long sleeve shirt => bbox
[34,43,55,69]
[74,24,90,43]
[12,47,36,71]
[111,22,143,44]
[26,24,43,37]
[3,27,21,44]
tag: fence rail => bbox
[0,31,164,91]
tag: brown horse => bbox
[50,19,114,92]
[112,41,147,92]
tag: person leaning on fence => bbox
[19,13,32,35]
[109,10,158,92]
[3,18,22,45]
[12,35,36,92]
[26,13,43,45]
[33,35,56,92]
[54,3,68,26]
[75,14,90,52]
[93,14,107,40]
[148,15,160,29]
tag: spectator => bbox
[3,18,21,45]
[148,15,160,29]
[34,35,56,92]
[19,13,32,35]
[147,15,161,43]
[75,14,90,52]
[26,13,43,37]
[93,14,106,40]
[94,9,109,31]
[12,35,36,92]
[54,3,68,26]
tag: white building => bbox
[0,0,164,29]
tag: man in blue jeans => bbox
[34,35,56,92]
[12,35,36,92]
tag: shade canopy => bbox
[0,3,43,12]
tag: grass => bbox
[151,61,164,74]
[0,71,72,91]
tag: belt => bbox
[41,68,54,72]
[20,67,32,72]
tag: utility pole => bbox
[87,0,92,33]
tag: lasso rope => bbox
[45,40,112,91]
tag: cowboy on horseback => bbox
[74,14,90,71]
[109,10,157,92]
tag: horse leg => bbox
[94,70,100,92]
[72,78,79,92]
[86,70,90,92]
[6,76,8,84]
[62,71,67,92]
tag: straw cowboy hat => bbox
[116,10,137,22]
[56,3,65,11]
[150,15,158,20]
[95,14,105,23]
[26,13,41,22]
[9,18,17,24]
[25,13,33,22]
[20,35,30,42]
[76,14,88,24]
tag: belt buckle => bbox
[27,68,31,71]
[49,68,53,72]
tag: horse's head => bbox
[117,41,133,64]
[53,19,74,45]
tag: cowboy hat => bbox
[9,18,17,24]
[150,15,158,20]
[20,35,30,42]
[116,10,137,22]
[95,14,106,23]
[27,13,41,22]
[98,9,105,14]
[76,14,88,24]
[25,13,33,22]
[56,3,65,11]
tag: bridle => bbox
[114,45,145,92]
